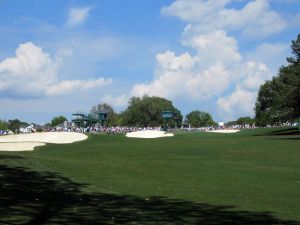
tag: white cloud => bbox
[0,42,112,98]
[66,6,93,27]
[0,42,58,97]
[217,87,257,120]
[131,49,232,101]
[155,50,195,72]
[183,30,242,65]
[130,30,244,101]
[244,42,289,75]
[187,63,231,99]
[161,0,230,22]
[216,60,272,120]
[293,12,300,27]
[136,0,284,120]
[102,94,129,107]
[162,0,286,39]
[239,61,271,91]
[129,30,272,119]
[46,78,112,96]
[246,42,288,63]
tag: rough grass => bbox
[0,127,299,224]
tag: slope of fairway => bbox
[0,128,299,224]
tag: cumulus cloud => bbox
[215,60,272,120]
[0,42,112,98]
[238,61,271,91]
[131,30,242,102]
[126,19,275,119]
[46,78,112,96]
[217,87,257,120]
[66,6,93,27]
[183,30,242,65]
[162,0,286,39]
[129,0,283,120]
[132,51,231,101]
[161,0,229,23]
[130,47,271,120]
[101,94,129,107]
[245,42,288,67]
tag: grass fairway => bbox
[1,128,300,224]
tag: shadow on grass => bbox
[1,164,299,225]
[253,128,300,139]
[268,128,300,136]
[0,155,26,160]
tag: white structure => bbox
[20,124,35,133]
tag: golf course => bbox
[0,127,299,224]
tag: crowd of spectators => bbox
[0,130,11,136]
[1,122,298,136]
[41,126,162,134]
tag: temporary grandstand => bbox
[72,112,107,128]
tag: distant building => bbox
[218,121,225,129]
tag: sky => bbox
[0,0,299,124]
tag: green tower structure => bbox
[72,113,99,128]
[162,111,174,130]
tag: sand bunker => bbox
[126,130,174,138]
[0,142,46,151]
[0,132,88,151]
[206,130,240,133]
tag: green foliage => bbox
[51,116,67,127]
[186,110,216,127]
[236,117,256,126]
[0,120,8,130]
[90,103,119,126]
[287,34,300,64]
[255,34,300,126]
[7,119,21,132]
[121,96,182,127]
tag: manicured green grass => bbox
[1,128,300,224]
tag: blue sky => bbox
[0,0,299,124]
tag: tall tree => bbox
[7,119,22,132]
[287,34,300,65]
[90,103,118,126]
[0,120,8,130]
[122,96,182,127]
[236,117,255,126]
[186,111,215,127]
[255,34,300,126]
[287,34,300,118]
[51,116,67,127]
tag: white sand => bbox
[0,132,88,151]
[126,130,174,138]
[0,142,46,151]
[206,129,240,133]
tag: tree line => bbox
[88,96,214,128]
[0,96,220,131]
[0,119,31,132]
